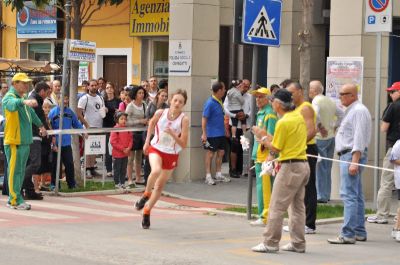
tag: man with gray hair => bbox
[328,83,371,244]
[309,80,344,203]
[252,89,310,253]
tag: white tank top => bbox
[151,109,185,154]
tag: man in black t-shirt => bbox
[368,82,400,224]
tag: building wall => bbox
[329,0,390,200]
[2,5,18,59]
[75,2,140,85]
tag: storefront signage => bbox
[16,0,57,39]
[85,135,106,155]
[130,0,170,37]
[326,57,364,106]
[168,40,192,76]
[67,40,96,63]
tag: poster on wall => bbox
[168,40,192,76]
[16,0,57,39]
[78,62,90,86]
[326,57,364,106]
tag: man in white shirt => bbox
[77,79,105,177]
[309,80,344,203]
[147,76,158,103]
[328,83,371,244]
[223,79,252,178]
[44,80,61,107]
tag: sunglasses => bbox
[339,92,352,97]
[389,90,398,94]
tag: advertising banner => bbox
[130,0,169,37]
[326,57,364,105]
[16,0,57,39]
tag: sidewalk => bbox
[164,163,399,215]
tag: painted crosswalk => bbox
[0,194,204,228]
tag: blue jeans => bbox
[316,138,335,201]
[339,151,367,239]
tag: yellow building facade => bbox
[1,0,170,89]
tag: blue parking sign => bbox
[242,0,282,47]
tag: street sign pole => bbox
[364,0,392,209]
[247,46,259,220]
[373,32,382,210]
[55,0,71,195]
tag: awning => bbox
[0,58,61,77]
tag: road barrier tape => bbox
[250,154,394,173]
[0,127,147,137]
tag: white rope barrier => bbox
[249,154,394,173]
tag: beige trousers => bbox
[377,148,399,218]
[263,161,310,250]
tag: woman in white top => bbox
[125,86,148,186]
[134,89,189,229]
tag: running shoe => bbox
[250,218,266,227]
[205,176,216,185]
[135,196,149,211]
[7,202,31,210]
[366,215,388,224]
[142,213,150,229]
[215,175,231,183]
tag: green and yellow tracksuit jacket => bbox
[2,87,42,145]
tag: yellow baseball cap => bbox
[12,73,32,83]
[250,87,271,96]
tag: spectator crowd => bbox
[1,72,400,244]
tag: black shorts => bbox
[133,131,145,151]
[204,136,226,152]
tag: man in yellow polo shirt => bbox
[252,89,310,254]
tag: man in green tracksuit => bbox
[250,87,277,226]
[2,73,46,210]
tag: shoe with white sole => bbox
[215,175,231,183]
[205,176,216,185]
[396,231,400,242]
[251,243,279,253]
[392,229,398,239]
[281,243,305,253]
[366,215,388,224]
[283,225,316,234]
[7,202,31,210]
[250,218,266,227]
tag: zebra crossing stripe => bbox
[0,206,78,220]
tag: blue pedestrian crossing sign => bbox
[242,0,282,47]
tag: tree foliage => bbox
[4,0,123,12]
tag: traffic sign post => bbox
[364,0,393,210]
[242,0,282,47]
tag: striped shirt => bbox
[335,100,371,154]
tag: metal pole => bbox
[373,32,382,209]
[247,45,258,220]
[55,0,71,195]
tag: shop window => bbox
[20,42,52,61]
[153,41,168,78]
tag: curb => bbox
[161,190,252,207]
